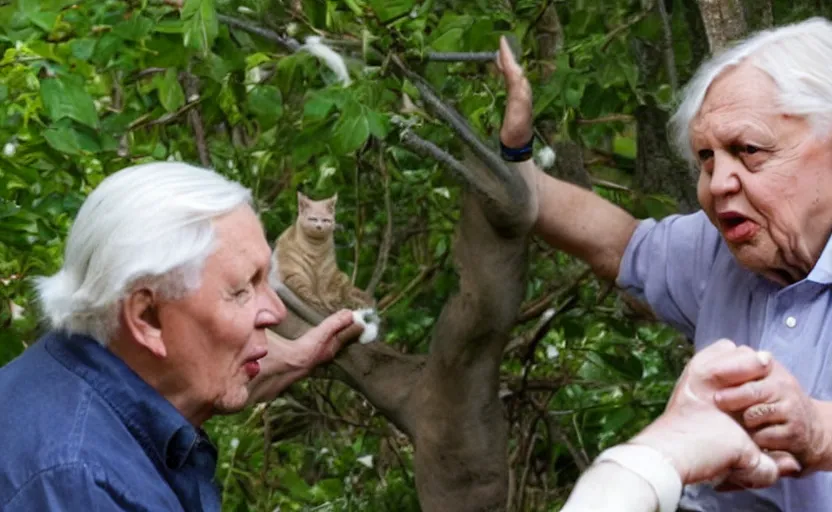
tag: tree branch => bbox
[218,14,302,52]
[657,0,679,92]
[182,69,210,167]
[601,2,656,51]
[365,148,393,297]
[424,51,497,62]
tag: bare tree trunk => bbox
[536,3,563,80]
[680,0,711,82]
[697,0,748,52]
[631,34,698,212]
[742,0,773,31]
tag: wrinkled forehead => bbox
[691,63,781,134]
[209,206,271,270]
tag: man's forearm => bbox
[518,161,639,281]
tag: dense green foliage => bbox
[1,0,827,510]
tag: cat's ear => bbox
[326,193,338,213]
[297,191,310,213]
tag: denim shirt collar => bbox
[45,331,214,473]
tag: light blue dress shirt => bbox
[618,210,832,512]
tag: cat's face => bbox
[297,192,336,239]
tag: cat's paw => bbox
[351,308,380,344]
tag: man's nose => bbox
[259,287,287,326]
[709,152,743,197]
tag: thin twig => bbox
[656,0,678,92]
[365,148,393,297]
[576,114,634,125]
[182,69,210,167]
[600,1,655,51]
[377,263,440,312]
[218,14,302,51]
[351,163,362,285]
[590,177,632,192]
[425,51,497,62]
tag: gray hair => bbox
[35,162,253,344]
[670,17,832,164]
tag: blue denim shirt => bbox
[619,210,832,512]
[0,331,221,511]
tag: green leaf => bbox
[181,0,219,54]
[597,351,644,381]
[155,68,185,113]
[69,38,96,61]
[303,0,327,28]
[303,93,335,122]
[366,109,389,139]
[368,0,413,22]
[39,76,99,128]
[43,122,100,155]
[430,28,464,52]
[26,11,58,32]
[247,85,283,128]
[332,101,370,154]
[114,15,153,41]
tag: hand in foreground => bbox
[496,36,533,148]
[630,339,797,488]
[714,356,832,475]
[247,310,364,404]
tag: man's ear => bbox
[122,288,167,358]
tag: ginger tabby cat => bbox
[271,192,375,315]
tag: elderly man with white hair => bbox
[498,15,832,511]
[0,163,361,510]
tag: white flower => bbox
[546,345,559,360]
[3,142,16,157]
[230,438,240,450]
[246,66,264,85]
[188,93,200,103]
[227,159,234,170]
[535,146,556,169]
[356,455,374,469]
[14,41,23,50]
[320,447,330,455]
[286,22,299,36]
[10,302,25,320]
[237,6,255,14]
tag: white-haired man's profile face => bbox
[119,204,286,424]
[691,61,832,285]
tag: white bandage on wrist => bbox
[594,443,682,512]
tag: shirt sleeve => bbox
[560,461,661,512]
[616,211,721,339]
[3,463,137,512]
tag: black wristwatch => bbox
[500,137,534,162]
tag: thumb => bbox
[314,309,362,346]
[730,441,779,489]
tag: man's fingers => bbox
[768,450,802,477]
[498,36,522,81]
[714,379,774,412]
[742,402,786,429]
[706,348,772,388]
[335,322,366,345]
[731,448,779,489]
[750,424,797,453]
